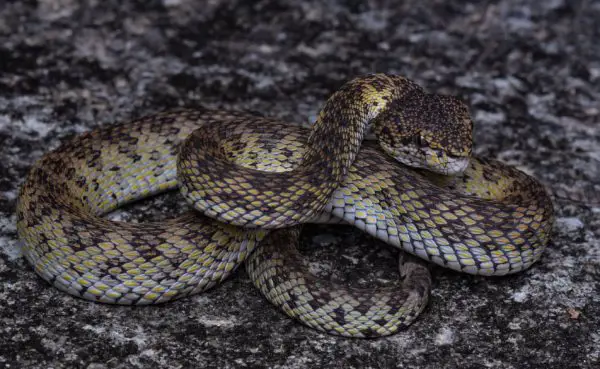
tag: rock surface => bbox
[0,1,598,368]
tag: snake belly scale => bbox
[16,74,554,337]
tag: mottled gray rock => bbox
[0,0,598,368]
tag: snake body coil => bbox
[16,74,554,337]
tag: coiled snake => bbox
[16,74,554,337]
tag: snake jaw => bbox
[424,151,470,175]
[421,146,470,175]
[378,140,470,175]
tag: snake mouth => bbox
[429,153,470,175]
[379,141,470,176]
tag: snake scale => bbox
[16,74,554,337]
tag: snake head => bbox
[373,92,473,175]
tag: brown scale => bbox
[179,74,439,228]
[17,74,555,337]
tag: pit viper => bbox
[16,74,554,337]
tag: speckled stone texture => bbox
[1,0,598,368]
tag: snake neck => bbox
[303,74,423,183]
[178,74,425,228]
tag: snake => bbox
[16,74,555,338]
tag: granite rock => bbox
[0,1,598,368]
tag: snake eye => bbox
[413,135,427,147]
